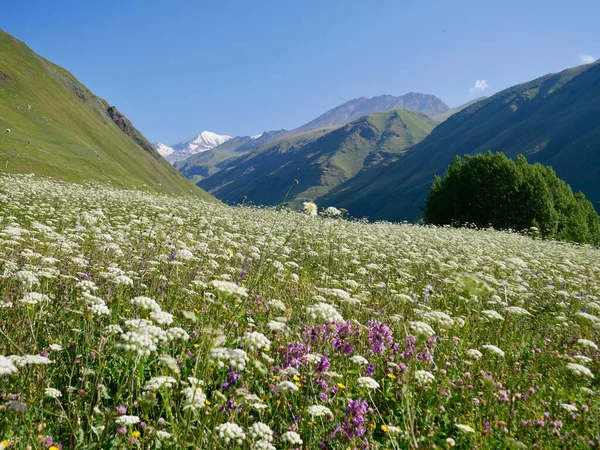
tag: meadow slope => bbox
[0,174,599,448]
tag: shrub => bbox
[423,152,600,245]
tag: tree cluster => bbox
[424,152,600,245]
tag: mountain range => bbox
[174,130,288,183]
[198,109,438,206]
[0,30,210,199]
[154,131,233,163]
[318,61,600,221]
[292,93,449,134]
[167,93,453,184]
[4,27,599,225]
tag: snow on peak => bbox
[188,131,233,152]
[250,132,264,140]
[173,131,232,155]
[160,131,233,164]
[152,142,175,157]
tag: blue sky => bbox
[2,0,599,143]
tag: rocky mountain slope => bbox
[293,93,448,133]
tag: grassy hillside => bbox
[320,62,600,221]
[0,30,211,198]
[174,130,288,183]
[434,97,486,122]
[199,109,437,206]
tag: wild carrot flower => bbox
[281,431,303,445]
[357,376,380,390]
[303,202,318,216]
[215,422,245,445]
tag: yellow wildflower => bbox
[132,430,140,438]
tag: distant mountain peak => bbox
[152,142,175,157]
[293,93,449,134]
[157,131,233,164]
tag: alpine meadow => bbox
[1,2,600,449]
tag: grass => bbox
[0,30,210,199]
[0,173,599,449]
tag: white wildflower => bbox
[307,405,333,417]
[44,387,62,398]
[211,280,248,297]
[241,332,271,352]
[0,356,18,375]
[415,370,435,386]
[560,403,578,412]
[456,424,475,433]
[350,355,369,365]
[216,422,246,445]
[504,306,533,317]
[150,310,174,325]
[466,349,483,360]
[131,296,162,312]
[357,376,380,390]
[210,347,249,371]
[248,422,274,442]
[181,386,207,410]
[281,431,303,445]
[19,292,49,305]
[566,363,594,379]
[115,415,140,425]
[577,338,598,350]
[481,344,505,357]
[303,202,317,216]
[274,381,299,393]
[481,310,504,321]
[409,321,436,337]
[143,376,177,392]
[306,302,343,323]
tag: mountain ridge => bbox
[198,109,438,207]
[0,29,210,198]
[158,131,233,163]
[293,93,449,134]
[318,61,600,221]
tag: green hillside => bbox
[198,109,437,206]
[319,62,600,221]
[433,97,486,122]
[0,30,211,198]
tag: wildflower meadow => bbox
[0,173,599,449]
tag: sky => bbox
[2,0,599,143]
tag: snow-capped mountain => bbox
[154,131,233,164]
[152,142,175,157]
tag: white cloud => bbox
[470,79,489,93]
[580,54,596,64]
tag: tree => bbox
[423,152,600,245]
